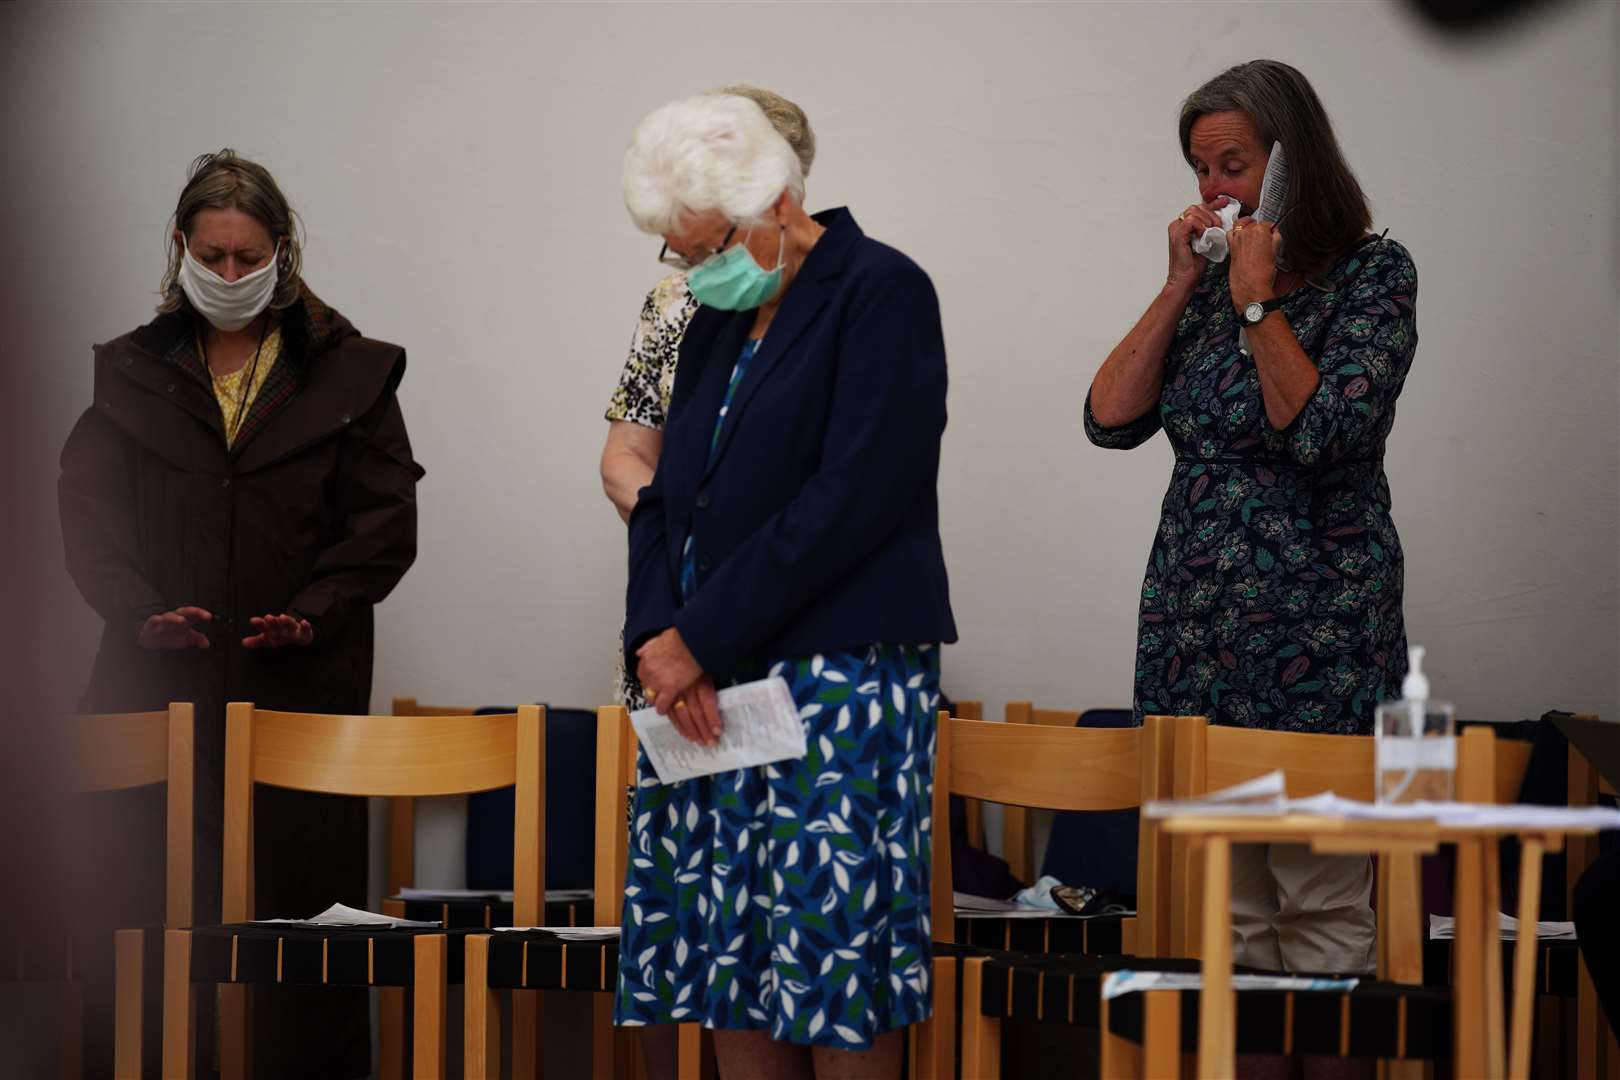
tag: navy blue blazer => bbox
[625,208,956,680]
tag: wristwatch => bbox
[1238,296,1285,326]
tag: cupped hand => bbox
[137,607,212,650]
[1167,199,1227,289]
[1227,216,1284,308]
[242,613,314,649]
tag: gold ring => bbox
[646,688,658,703]
[675,700,687,710]
[1231,225,1247,234]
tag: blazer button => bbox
[220,478,231,488]
[697,555,712,572]
[695,492,711,510]
[166,383,176,393]
[122,357,133,367]
[341,413,353,425]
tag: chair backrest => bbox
[1178,716,1378,801]
[385,697,476,895]
[592,706,639,926]
[222,702,542,925]
[930,712,1176,956]
[60,703,194,928]
[1000,701,1135,883]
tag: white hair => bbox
[623,93,805,236]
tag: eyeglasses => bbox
[658,223,738,272]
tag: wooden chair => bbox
[950,700,986,850]
[1457,719,1620,1080]
[161,702,541,1080]
[463,705,713,1080]
[51,703,194,1079]
[915,710,1178,1079]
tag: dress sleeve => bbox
[1083,391,1162,449]
[604,275,697,429]
[1278,240,1419,466]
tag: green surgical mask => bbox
[686,225,785,311]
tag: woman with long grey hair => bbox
[1086,59,1418,1076]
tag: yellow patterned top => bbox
[201,322,283,447]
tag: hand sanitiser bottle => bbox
[1374,646,1456,804]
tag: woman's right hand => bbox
[137,606,212,650]
[1167,201,1223,290]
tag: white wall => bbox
[10,2,1616,883]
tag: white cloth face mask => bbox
[178,237,280,331]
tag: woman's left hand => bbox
[1228,217,1284,308]
[243,613,315,649]
[636,628,723,743]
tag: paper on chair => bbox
[1102,970,1359,1000]
[494,926,621,941]
[1427,912,1577,941]
[254,903,440,929]
[631,676,807,784]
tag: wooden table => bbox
[1157,813,1599,1080]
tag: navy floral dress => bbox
[1086,235,1418,735]
[616,341,940,1049]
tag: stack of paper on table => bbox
[1428,912,1577,942]
[1145,770,1620,830]
[1103,970,1360,999]
[254,902,440,929]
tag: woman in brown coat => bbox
[58,149,422,1078]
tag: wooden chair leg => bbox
[113,930,144,1080]
[380,985,408,1079]
[911,956,955,1080]
[58,978,83,1080]
[412,934,447,1080]
[218,981,250,1080]
[512,988,540,1080]
[1482,838,1506,1079]
[676,1023,704,1080]
[959,957,1000,1080]
[463,936,499,1080]
[588,992,615,1080]
[1142,990,1181,1080]
[162,929,195,1080]
[1098,990,1142,1080]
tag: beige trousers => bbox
[1230,843,1377,975]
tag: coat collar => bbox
[701,207,862,479]
[94,286,403,473]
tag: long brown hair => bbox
[157,149,303,315]
[1179,60,1371,275]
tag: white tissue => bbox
[1191,199,1243,263]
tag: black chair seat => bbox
[188,923,476,989]
[936,945,1453,1061]
[483,929,619,993]
[391,895,593,930]
[950,912,1127,955]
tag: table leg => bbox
[1508,838,1545,1080]
[1483,837,1505,1078]
[1454,837,1489,1077]
[1197,837,1234,1080]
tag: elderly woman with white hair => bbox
[615,93,956,1079]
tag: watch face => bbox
[1245,302,1264,324]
